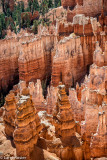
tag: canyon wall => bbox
[0,30,35,94]
[62,0,107,18]
[18,34,55,84]
[0,13,107,95]
[1,40,107,159]
[80,41,107,159]
[51,14,107,89]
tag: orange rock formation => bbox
[13,95,43,160]
[0,2,107,159]
[3,92,16,137]
[53,84,76,137]
[80,41,107,159]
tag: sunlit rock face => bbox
[61,0,76,9]
[62,0,106,17]
[0,14,106,95]
[52,34,86,89]
[3,81,43,160]
[51,14,107,89]
[93,41,107,67]
[69,87,84,122]
[28,80,46,111]
[0,1,107,159]
[90,112,107,158]
[3,92,16,137]
[53,84,76,138]
[46,86,58,114]
[80,41,107,159]
[52,83,83,160]
[13,95,43,160]
[18,34,55,84]
[0,30,35,94]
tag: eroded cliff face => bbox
[53,84,76,138]
[63,40,107,159]
[0,13,107,95]
[51,14,107,89]
[2,80,44,160]
[80,42,107,159]
[90,112,107,158]
[3,92,16,137]
[61,0,76,9]
[62,0,107,18]
[0,30,35,95]
[18,34,55,84]
[0,2,107,159]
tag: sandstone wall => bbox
[90,112,107,158]
[61,0,76,9]
[0,30,35,94]
[80,42,107,159]
[18,34,55,84]
[0,32,19,94]
[51,14,107,89]
[3,92,16,137]
[51,34,97,89]
[64,0,105,18]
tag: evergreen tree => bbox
[54,0,61,7]
[0,23,2,38]
[32,0,40,12]
[0,13,6,38]
[40,0,49,15]
[21,13,31,28]
[48,0,53,8]
[40,0,49,22]
[28,0,32,12]
[20,1,25,12]
[33,20,38,34]
[1,0,6,15]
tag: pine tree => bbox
[20,1,25,12]
[33,0,40,12]
[28,0,32,12]
[54,0,61,7]
[48,0,53,8]
[21,13,31,28]
[33,20,38,34]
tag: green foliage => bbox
[0,0,61,39]
[48,0,53,8]
[54,0,61,7]
[33,20,39,34]
[0,93,5,108]
[40,0,49,16]
[21,1,25,12]
[21,13,31,28]
[12,2,24,30]
[28,0,32,12]
[0,13,6,38]
[40,0,52,26]
[32,0,40,12]
[28,0,40,13]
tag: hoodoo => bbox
[53,83,76,138]
[0,0,107,159]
